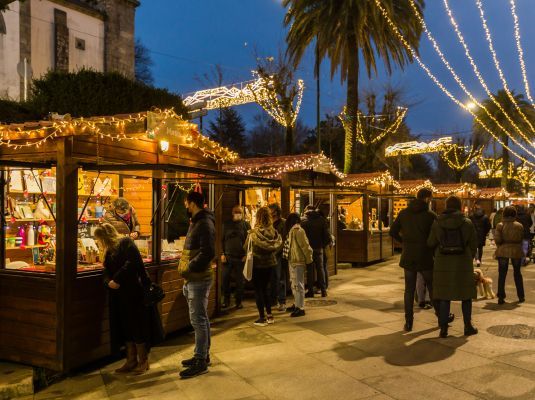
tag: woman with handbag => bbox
[494,206,526,304]
[246,207,282,326]
[284,213,313,317]
[94,223,153,375]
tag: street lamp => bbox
[466,101,477,110]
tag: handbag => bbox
[243,235,253,281]
[138,269,165,306]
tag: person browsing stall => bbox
[104,197,141,239]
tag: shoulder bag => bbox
[243,235,254,281]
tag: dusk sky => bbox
[136,0,535,143]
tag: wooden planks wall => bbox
[122,177,153,237]
[0,273,59,370]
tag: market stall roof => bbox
[432,182,477,196]
[224,153,344,180]
[395,179,433,195]
[338,171,399,190]
[0,109,238,165]
[477,187,510,199]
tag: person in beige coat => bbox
[494,206,525,304]
[104,197,141,239]
[283,213,313,317]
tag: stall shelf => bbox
[0,110,272,372]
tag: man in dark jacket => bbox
[221,205,250,309]
[469,203,491,263]
[268,203,287,310]
[301,205,329,297]
[390,188,446,332]
[179,191,215,379]
[515,204,533,265]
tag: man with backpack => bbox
[390,188,444,332]
[427,196,478,339]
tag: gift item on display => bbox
[34,199,52,219]
[17,225,26,246]
[23,170,41,193]
[9,170,23,192]
[26,225,35,246]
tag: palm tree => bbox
[472,90,535,189]
[282,0,425,173]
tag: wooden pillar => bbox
[211,184,223,311]
[152,178,162,264]
[281,175,290,218]
[363,194,369,261]
[330,191,337,274]
[55,137,78,372]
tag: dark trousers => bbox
[497,257,525,300]
[252,267,272,318]
[438,299,472,328]
[404,269,437,322]
[222,258,245,304]
[323,249,329,289]
[307,248,326,293]
[476,245,484,262]
[270,257,287,305]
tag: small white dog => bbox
[474,268,495,299]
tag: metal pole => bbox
[398,154,402,181]
[316,41,321,153]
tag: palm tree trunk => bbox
[344,43,359,174]
[501,134,509,189]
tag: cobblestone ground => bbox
[31,247,535,400]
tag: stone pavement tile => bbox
[0,362,34,399]
[209,326,280,353]
[328,326,397,344]
[148,347,196,369]
[215,342,318,379]
[271,329,339,354]
[102,367,180,400]
[360,395,396,400]
[296,316,376,335]
[494,350,535,373]
[340,308,404,325]
[436,362,535,400]
[34,374,107,400]
[362,370,479,400]
[246,362,379,400]
[176,362,263,400]
[309,344,403,379]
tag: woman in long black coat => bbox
[94,223,162,375]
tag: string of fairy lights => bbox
[407,0,535,159]
[339,106,407,145]
[472,0,535,133]
[375,0,535,168]
[385,137,452,158]
[440,144,483,171]
[0,109,238,163]
[338,171,399,189]
[510,0,534,108]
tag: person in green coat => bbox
[390,188,441,332]
[427,196,478,338]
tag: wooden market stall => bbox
[431,182,478,214]
[225,153,343,277]
[475,187,511,214]
[336,171,398,264]
[0,109,269,372]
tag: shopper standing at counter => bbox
[179,191,215,379]
[390,188,445,332]
[301,205,329,298]
[104,197,141,239]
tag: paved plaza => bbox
[22,249,535,399]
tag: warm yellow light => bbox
[160,140,170,152]
[466,101,477,110]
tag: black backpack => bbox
[439,226,465,255]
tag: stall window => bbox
[242,188,281,226]
[3,168,57,273]
[76,170,153,272]
[338,194,364,231]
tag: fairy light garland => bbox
[339,106,407,145]
[338,171,400,189]
[510,0,534,108]
[407,0,535,158]
[375,0,535,167]
[385,137,452,157]
[477,157,503,179]
[440,144,483,171]
[395,180,434,195]
[473,0,535,133]
[477,187,510,199]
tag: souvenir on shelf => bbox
[100,177,112,196]
[78,174,86,195]
[38,223,52,245]
[9,170,24,192]
[7,197,22,219]
[20,205,34,219]
[34,199,52,220]
[23,170,41,194]
[41,176,56,194]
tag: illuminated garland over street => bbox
[385,137,452,157]
[338,171,399,189]
[375,0,535,167]
[510,0,534,108]
[440,144,483,171]
[339,106,407,144]
[477,157,503,179]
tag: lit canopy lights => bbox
[440,144,483,171]
[385,137,452,157]
[338,171,400,189]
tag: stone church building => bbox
[0,0,139,100]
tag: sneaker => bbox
[290,308,305,318]
[179,358,208,379]
[182,355,211,367]
[266,315,275,324]
[277,303,286,311]
[236,303,243,309]
[305,292,314,298]
[286,304,297,313]
[518,298,525,304]
[498,298,505,305]
[418,302,426,309]
[439,326,448,338]
[254,318,268,327]
[404,320,413,332]
[321,290,327,298]
[464,325,478,336]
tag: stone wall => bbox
[54,8,69,72]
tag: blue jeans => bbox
[183,279,212,360]
[497,257,525,300]
[290,265,305,309]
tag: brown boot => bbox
[115,342,138,373]
[131,343,149,375]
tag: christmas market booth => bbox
[225,153,343,277]
[0,109,274,372]
[336,171,398,264]
[475,187,511,214]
